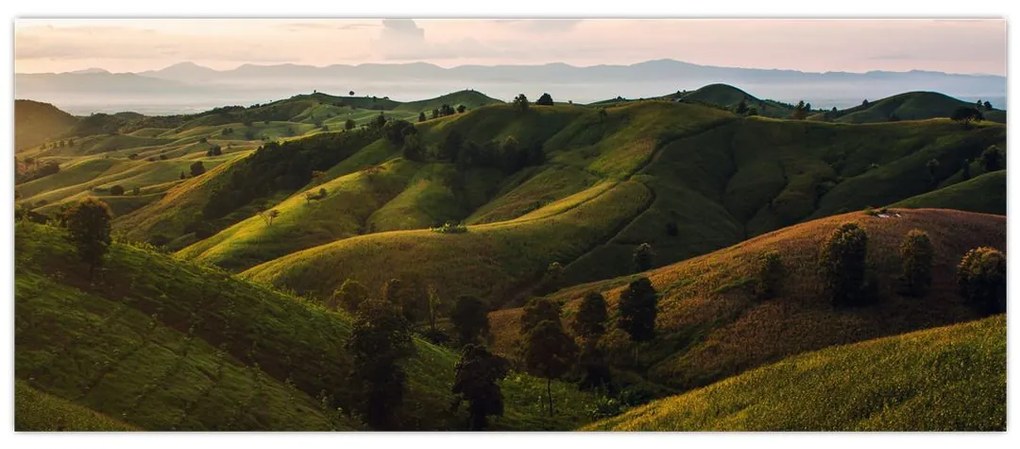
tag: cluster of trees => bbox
[791,101,812,120]
[328,276,504,428]
[41,138,75,150]
[383,118,546,174]
[15,158,60,183]
[818,221,1005,314]
[951,106,985,124]
[518,277,659,417]
[202,127,380,221]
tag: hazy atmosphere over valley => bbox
[9,16,1010,437]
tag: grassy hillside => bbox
[586,315,1005,431]
[832,91,1006,124]
[511,209,1004,393]
[892,170,1005,215]
[674,84,794,118]
[394,89,503,113]
[15,99,79,151]
[15,221,595,430]
[16,380,139,431]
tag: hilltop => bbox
[825,91,1006,124]
[586,315,1005,431]
[15,221,595,430]
[15,99,78,151]
[488,208,1005,392]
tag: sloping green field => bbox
[587,315,1005,431]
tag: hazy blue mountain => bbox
[15,59,1005,115]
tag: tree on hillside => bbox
[190,161,206,177]
[109,185,125,196]
[62,198,113,281]
[820,222,870,307]
[345,119,356,131]
[432,108,440,120]
[418,112,427,122]
[347,299,414,429]
[984,101,993,110]
[536,93,554,106]
[898,229,933,297]
[618,277,658,341]
[521,297,561,335]
[791,101,808,120]
[981,145,1003,172]
[536,261,564,294]
[330,278,370,312]
[452,344,510,430]
[402,132,425,162]
[383,278,426,324]
[440,103,456,116]
[513,94,530,112]
[735,98,749,114]
[598,108,608,123]
[256,208,280,227]
[951,106,984,124]
[633,243,655,272]
[957,247,1006,314]
[753,250,784,300]
[573,291,611,390]
[522,319,578,417]
[439,130,463,161]
[862,99,870,107]
[349,90,355,96]
[457,104,467,113]
[451,295,490,345]
[572,291,608,341]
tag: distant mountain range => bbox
[15,59,1006,115]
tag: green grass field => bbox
[15,221,595,430]
[892,170,1006,215]
[587,315,1005,431]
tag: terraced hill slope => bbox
[15,222,595,431]
[586,315,1005,431]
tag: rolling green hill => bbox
[15,221,595,431]
[586,315,1005,431]
[672,84,795,118]
[505,208,1004,393]
[831,91,1006,124]
[892,170,1006,215]
[172,98,1005,304]
[15,99,79,151]
[16,380,139,431]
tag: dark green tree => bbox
[957,247,1007,314]
[791,101,808,120]
[926,158,940,185]
[439,130,463,161]
[536,261,564,294]
[522,320,578,416]
[109,185,125,196]
[521,297,561,335]
[345,118,356,130]
[536,93,554,106]
[819,222,870,307]
[457,104,467,113]
[62,198,113,280]
[452,344,510,430]
[418,111,427,122]
[735,98,749,114]
[190,161,206,177]
[347,300,414,429]
[617,277,657,341]
[633,242,654,272]
[512,94,530,112]
[753,250,783,300]
[899,229,933,297]
[951,107,984,124]
[451,295,490,345]
[330,278,369,312]
[572,291,608,341]
[981,145,1003,172]
[984,100,993,110]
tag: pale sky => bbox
[14,18,1007,75]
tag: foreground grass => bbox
[16,380,139,431]
[586,315,1005,431]
[16,221,595,430]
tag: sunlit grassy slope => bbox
[892,170,1005,215]
[15,222,595,431]
[586,315,1005,431]
[496,209,1004,393]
